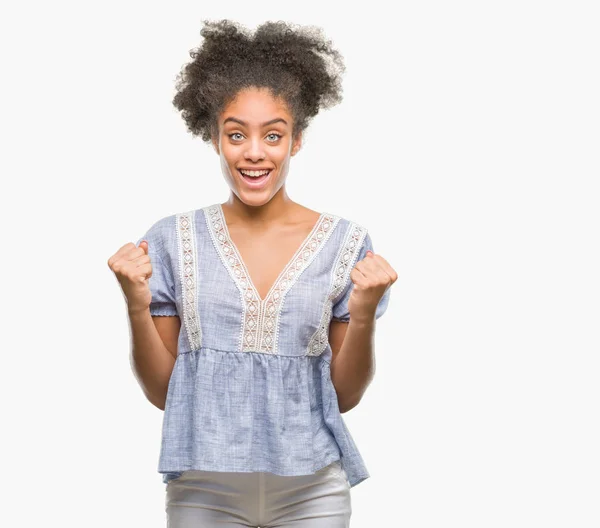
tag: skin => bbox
[210,86,324,301]
[118,85,397,412]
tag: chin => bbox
[235,194,273,207]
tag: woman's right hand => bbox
[107,240,153,314]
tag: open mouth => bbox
[238,169,272,187]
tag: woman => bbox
[108,19,397,528]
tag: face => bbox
[211,87,302,207]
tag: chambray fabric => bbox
[135,203,390,489]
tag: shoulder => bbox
[137,213,179,262]
[144,213,177,240]
[143,203,218,243]
[327,212,370,246]
[147,204,213,237]
[327,210,367,232]
[173,204,218,228]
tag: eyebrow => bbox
[223,117,288,127]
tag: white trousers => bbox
[165,460,352,527]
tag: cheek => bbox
[273,145,293,165]
[278,153,292,167]
[220,146,238,165]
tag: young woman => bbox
[109,19,397,528]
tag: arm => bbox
[329,316,375,413]
[128,308,181,411]
[126,220,180,410]
[327,231,397,413]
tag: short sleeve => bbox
[135,223,178,317]
[331,232,391,322]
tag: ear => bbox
[291,130,303,156]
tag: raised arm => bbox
[128,308,180,410]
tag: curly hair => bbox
[172,19,346,143]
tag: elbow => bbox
[339,395,361,414]
[339,401,359,414]
[153,399,165,411]
[338,379,374,413]
[151,398,166,412]
[152,393,167,411]
[144,388,167,411]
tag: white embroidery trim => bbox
[307,222,367,357]
[176,211,202,351]
[265,214,338,354]
[205,205,262,353]
[205,204,336,354]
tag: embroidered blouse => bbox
[135,203,391,488]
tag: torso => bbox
[220,205,322,301]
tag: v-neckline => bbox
[216,203,326,304]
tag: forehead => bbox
[220,87,291,125]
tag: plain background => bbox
[2,1,598,527]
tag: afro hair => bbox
[172,19,346,143]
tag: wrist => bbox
[348,311,376,326]
[128,306,151,319]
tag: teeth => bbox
[240,169,270,177]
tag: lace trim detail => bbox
[205,204,335,354]
[307,222,367,356]
[176,211,202,351]
[260,214,338,353]
[204,205,261,352]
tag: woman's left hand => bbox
[347,250,397,322]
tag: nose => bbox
[244,137,266,162]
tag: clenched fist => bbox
[347,250,397,323]
[107,240,153,315]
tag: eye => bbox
[228,133,244,141]
[266,133,282,142]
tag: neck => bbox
[222,188,300,227]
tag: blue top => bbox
[135,203,391,488]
